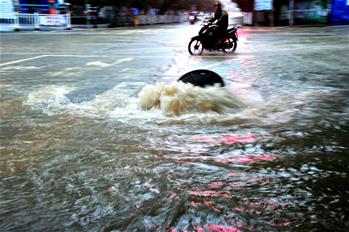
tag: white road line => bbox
[0,55,47,67]
[0,53,249,59]
[45,54,104,57]
[0,55,136,69]
[0,54,110,67]
[0,53,177,58]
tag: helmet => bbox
[214,1,222,7]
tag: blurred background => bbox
[3,0,348,28]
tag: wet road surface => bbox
[1,24,349,231]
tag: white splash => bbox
[26,85,75,115]
[138,82,247,116]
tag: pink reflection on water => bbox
[175,146,209,154]
[204,200,214,206]
[191,133,258,145]
[218,133,257,144]
[223,53,235,57]
[190,135,217,143]
[165,152,279,165]
[208,182,224,189]
[190,198,223,213]
[189,190,230,198]
[227,70,242,80]
[225,173,248,178]
[233,198,291,221]
[206,224,240,232]
[214,153,279,164]
[190,200,216,207]
[195,227,205,232]
[191,201,201,207]
[169,156,203,163]
[223,58,236,63]
[212,205,222,212]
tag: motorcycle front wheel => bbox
[188,39,204,55]
[222,37,237,53]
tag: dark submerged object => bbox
[177,69,225,88]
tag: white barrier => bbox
[243,12,253,25]
[137,15,186,25]
[0,13,71,31]
[1,13,185,31]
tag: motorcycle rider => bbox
[208,1,228,45]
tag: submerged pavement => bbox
[1,24,349,231]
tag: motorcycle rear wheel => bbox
[222,37,237,53]
[188,39,204,55]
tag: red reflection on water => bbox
[204,200,214,206]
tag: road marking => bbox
[0,53,250,59]
[43,54,104,57]
[0,55,47,67]
[0,53,175,58]
[86,58,134,67]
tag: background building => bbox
[331,0,349,24]
[233,0,349,26]
[16,0,66,14]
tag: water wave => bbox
[23,82,324,128]
[26,85,74,115]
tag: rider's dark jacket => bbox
[209,9,228,35]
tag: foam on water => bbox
[24,81,330,127]
[26,85,75,115]
[24,82,249,126]
[25,84,132,117]
[138,82,247,116]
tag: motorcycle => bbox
[188,22,240,55]
[188,15,196,24]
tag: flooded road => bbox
[1,24,349,231]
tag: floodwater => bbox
[1,25,349,231]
